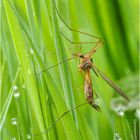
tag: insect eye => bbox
[90,58,93,62]
[79,55,84,58]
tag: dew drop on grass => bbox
[112,104,125,117]
[117,108,124,116]
[27,134,31,139]
[11,118,17,125]
[111,98,127,116]
[14,92,20,98]
[13,85,18,90]
[135,108,140,119]
[30,48,34,54]
[115,132,122,140]
[114,128,122,140]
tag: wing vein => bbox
[92,65,130,101]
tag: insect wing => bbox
[92,67,99,77]
[92,65,130,101]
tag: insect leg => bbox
[33,102,87,136]
[55,4,101,39]
[85,39,104,58]
[54,1,102,44]
[61,32,99,45]
[39,56,76,74]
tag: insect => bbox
[72,40,130,111]
[34,2,130,136]
[41,4,130,112]
[73,41,103,111]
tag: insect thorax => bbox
[80,60,92,71]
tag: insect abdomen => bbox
[84,71,93,104]
[84,70,100,111]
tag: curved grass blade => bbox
[0,67,20,130]
[5,1,84,139]
[3,1,48,140]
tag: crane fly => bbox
[40,5,130,111]
[72,40,130,111]
[42,38,130,112]
[34,3,130,136]
[35,39,130,136]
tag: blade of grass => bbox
[0,67,20,130]
[7,1,84,138]
[3,1,47,140]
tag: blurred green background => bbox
[1,0,139,140]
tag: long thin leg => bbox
[61,32,100,45]
[85,39,104,58]
[39,56,76,74]
[54,2,102,40]
[74,42,102,68]
[33,102,87,136]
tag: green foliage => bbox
[1,0,139,140]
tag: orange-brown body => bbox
[84,70,100,111]
[84,70,93,105]
[78,54,100,111]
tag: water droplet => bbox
[27,134,31,139]
[113,105,125,117]
[14,92,20,98]
[111,99,126,116]
[117,108,124,116]
[11,137,16,140]
[135,108,140,119]
[115,132,122,140]
[13,85,18,90]
[114,129,122,140]
[11,118,17,125]
[30,48,34,54]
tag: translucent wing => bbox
[92,65,130,101]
